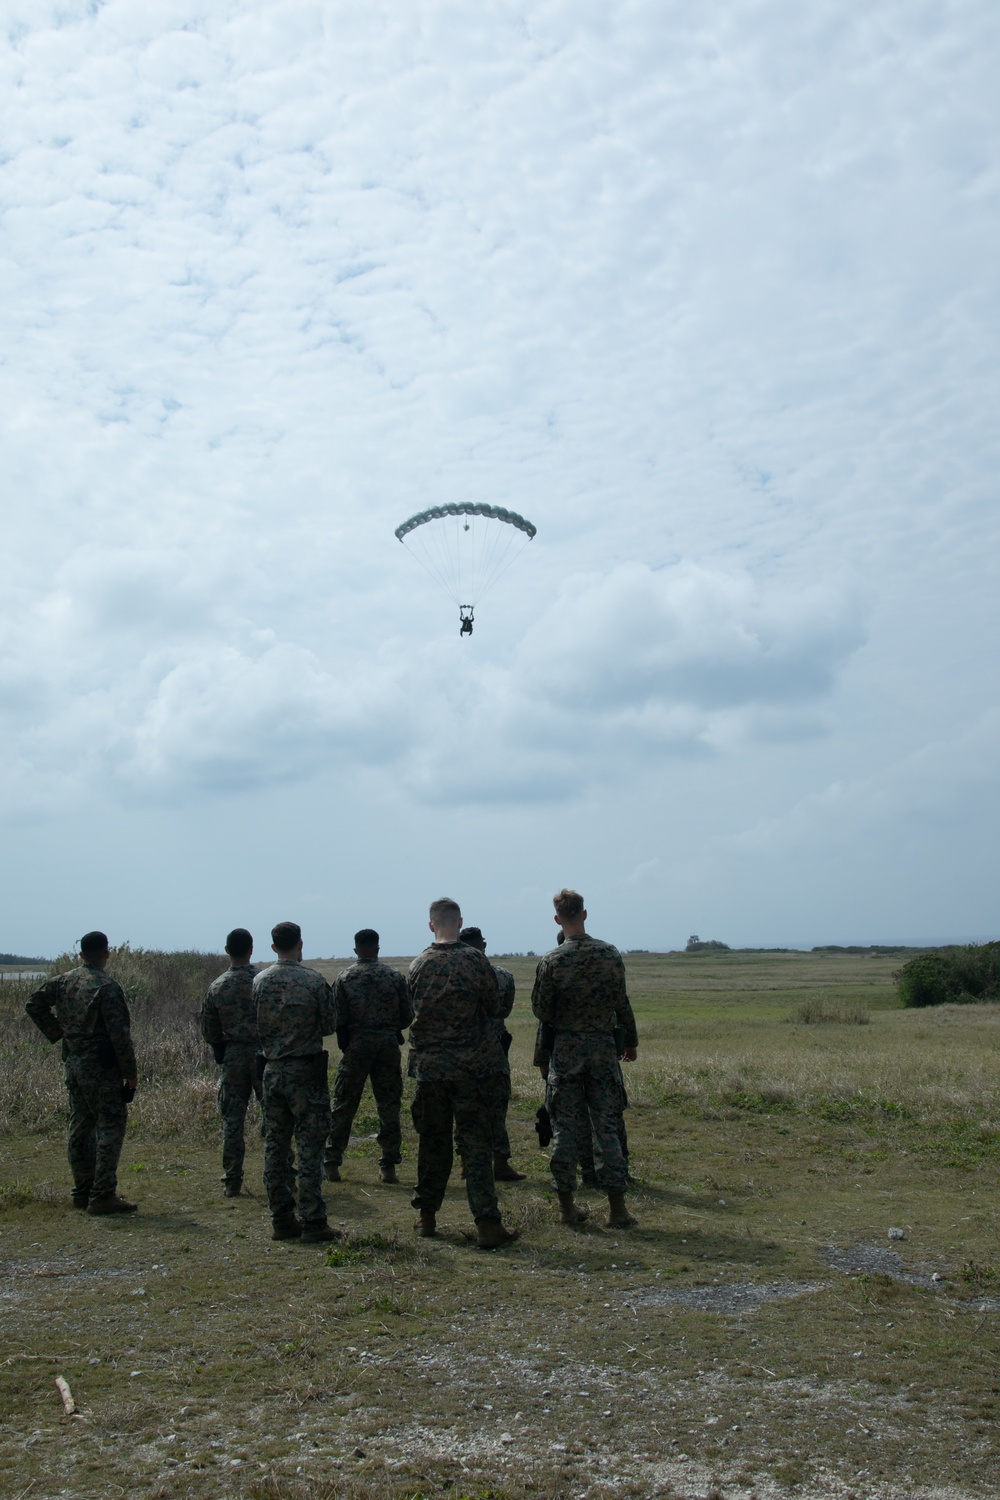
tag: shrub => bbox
[896,943,1000,1008]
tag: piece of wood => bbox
[55,1376,75,1415]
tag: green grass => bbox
[2,949,1000,1497]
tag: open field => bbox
[3,950,1000,1499]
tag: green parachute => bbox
[395,503,537,636]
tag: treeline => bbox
[1,953,49,966]
[896,942,1000,1008]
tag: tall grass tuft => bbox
[794,998,870,1025]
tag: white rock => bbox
[888,1228,905,1241]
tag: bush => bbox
[896,943,1000,1008]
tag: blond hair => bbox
[553,888,585,920]
[429,897,462,925]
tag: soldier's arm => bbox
[530,958,555,1024]
[200,993,224,1048]
[24,979,64,1045]
[496,970,515,1022]
[479,955,500,1017]
[319,978,337,1038]
[395,970,414,1031]
[614,983,639,1052]
[101,982,138,1081]
[532,1019,551,1077]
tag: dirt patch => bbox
[624,1278,830,1315]
[820,1242,947,1288]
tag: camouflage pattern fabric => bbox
[217,1042,263,1189]
[262,1055,331,1227]
[455,1068,511,1160]
[326,1033,404,1169]
[332,957,412,1033]
[201,963,259,1047]
[255,958,336,1225]
[533,1017,629,1181]
[254,958,336,1060]
[406,943,503,1082]
[530,933,638,1046]
[410,1078,501,1223]
[488,964,515,1156]
[26,963,137,1077]
[201,965,261,1189]
[26,964,136,1203]
[545,1031,629,1192]
[64,1052,128,1201]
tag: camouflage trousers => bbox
[579,1071,629,1184]
[547,1032,628,1193]
[262,1055,331,1227]
[217,1043,263,1189]
[64,1053,128,1202]
[454,1070,511,1160]
[326,1032,403,1169]
[410,1076,501,1223]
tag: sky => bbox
[1,0,998,958]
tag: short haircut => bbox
[429,897,461,925]
[226,928,253,957]
[80,930,109,959]
[459,926,484,946]
[271,920,302,951]
[553,888,585,920]
[354,928,379,948]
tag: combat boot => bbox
[557,1190,589,1225]
[606,1192,638,1229]
[300,1221,341,1244]
[71,1189,91,1211]
[476,1218,520,1250]
[271,1215,302,1240]
[324,1164,342,1182]
[224,1181,242,1198]
[378,1164,398,1184]
[415,1209,437,1237]
[493,1156,527,1182]
[87,1195,137,1215]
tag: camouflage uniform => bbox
[26,965,137,1205]
[533,1020,630,1184]
[456,963,515,1159]
[326,958,413,1172]
[531,935,637,1194]
[254,959,336,1229]
[407,943,505,1223]
[200,964,261,1192]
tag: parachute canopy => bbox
[395,502,536,615]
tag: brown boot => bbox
[324,1164,342,1182]
[379,1164,399,1184]
[606,1191,638,1229]
[271,1216,302,1240]
[86,1195,137,1216]
[300,1221,341,1244]
[557,1190,589,1226]
[476,1218,520,1250]
[415,1209,437,1237]
[494,1156,527,1182]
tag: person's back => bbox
[28,964,135,1068]
[531,933,629,1036]
[407,940,502,1078]
[334,958,411,1034]
[203,964,258,1046]
[255,958,332,1060]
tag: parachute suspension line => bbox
[472,531,533,604]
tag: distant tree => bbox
[685,935,730,954]
[896,942,1000,1007]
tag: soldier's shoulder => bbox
[583,935,622,958]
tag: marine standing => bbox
[325,929,412,1185]
[200,927,260,1198]
[531,889,638,1229]
[25,931,138,1215]
[459,926,525,1182]
[254,921,338,1243]
[407,898,519,1249]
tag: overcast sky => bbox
[2,0,997,958]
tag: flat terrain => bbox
[3,951,1000,1499]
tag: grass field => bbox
[2,949,1000,1499]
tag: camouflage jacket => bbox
[200,964,258,1048]
[26,964,137,1077]
[333,958,412,1034]
[406,942,504,1081]
[531,933,638,1046]
[254,958,336,1061]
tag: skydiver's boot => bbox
[557,1190,589,1226]
[476,1217,520,1250]
[494,1155,527,1182]
[415,1210,437,1237]
[606,1192,638,1229]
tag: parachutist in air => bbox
[459,606,474,637]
